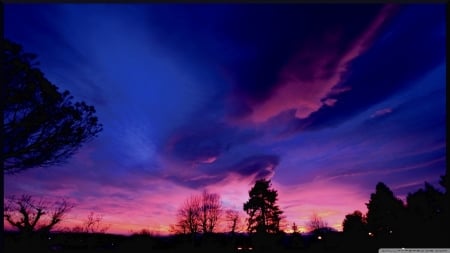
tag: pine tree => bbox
[243,179,283,234]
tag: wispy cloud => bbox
[3,4,445,235]
[242,4,398,124]
[371,108,393,118]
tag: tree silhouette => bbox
[225,209,241,234]
[169,220,188,235]
[243,179,283,234]
[72,212,110,233]
[176,195,201,235]
[342,210,367,237]
[365,182,405,239]
[438,172,449,240]
[305,213,336,242]
[290,222,304,249]
[200,190,222,234]
[4,194,74,236]
[306,213,329,232]
[405,181,447,246]
[174,190,223,236]
[3,39,102,174]
[439,173,448,190]
[407,182,444,223]
[291,222,298,233]
[439,172,448,206]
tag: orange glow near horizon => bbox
[4,176,367,236]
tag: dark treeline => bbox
[4,173,449,253]
[340,174,449,252]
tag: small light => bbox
[237,247,242,250]
[389,230,393,234]
[368,232,373,237]
[317,236,322,240]
[249,247,253,250]
[48,237,51,240]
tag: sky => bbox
[3,3,446,235]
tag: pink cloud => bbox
[323,98,338,107]
[247,4,398,123]
[371,107,393,118]
[201,156,218,164]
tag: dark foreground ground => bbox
[4,231,449,253]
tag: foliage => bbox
[360,177,448,247]
[365,182,406,238]
[404,181,447,246]
[3,194,74,235]
[342,210,367,236]
[406,182,444,222]
[3,39,102,174]
[243,179,283,234]
[439,173,449,200]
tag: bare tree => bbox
[225,209,241,234]
[4,194,74,236]
[79,212,110,233]
[292,222,299,233]
[169,220,188,235]
[306,213,329,232]
[200,190,222,233]
[174,191,223,236]
[177,195,202,235]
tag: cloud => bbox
[323,98,338,107]
[164,129,224,165]
[370,108,393,118]
[159,153,280,190]
[322,156,445,184]
[167,154,280,194]
[4,4,445,236]
[240,4,398,124]
[163,120,261,166]
[229,154,280,182]
[282,5,445,133]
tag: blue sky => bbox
[4,3,446,234]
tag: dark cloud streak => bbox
[283,5,445,134]
[225,4,385,122]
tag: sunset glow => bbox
[4,3,445,236]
